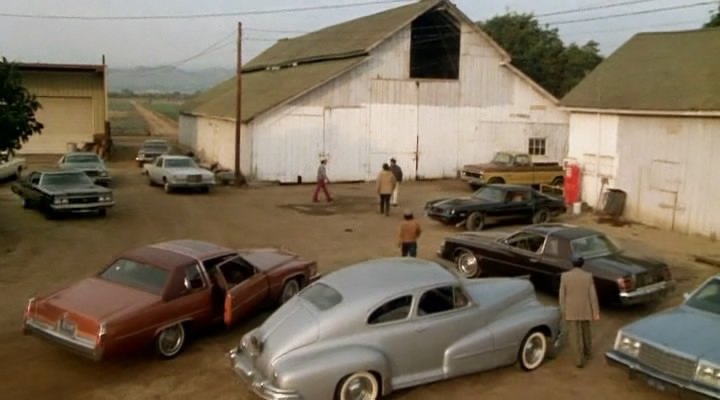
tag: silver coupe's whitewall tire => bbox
[455,249,480,278]
[337,371,379,400]
[519,330,548,371]
[154,323,186,359]
[280,279,301,304]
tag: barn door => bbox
[645,160,685,232]
[322,107,369,181]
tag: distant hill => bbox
[108,66,234,94]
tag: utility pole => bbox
[234,21,244,186]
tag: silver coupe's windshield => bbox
[165,158,197,168]
[298,283,342,311]
[686,279,720,315]
[41,172,93,186]
[100,258,169,295]
[472,186,506,202]
[65,154,101,163]
[570,234,621,258]
[491,152,512,164]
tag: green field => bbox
[109,98,147,135]
[144,101,181,121]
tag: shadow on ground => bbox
[278,194,378,216]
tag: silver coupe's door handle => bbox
[529,258,539,263]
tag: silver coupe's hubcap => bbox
[281,280,300,303]
[342,373,378,400]
[159,325,184,356]
[457,252,479,278]
[522,332,547,369]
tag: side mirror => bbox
[683,292,690,301]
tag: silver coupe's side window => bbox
[367,295,412,325]
[417,286,469,316]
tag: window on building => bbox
[528,138,547,156]
[409,10,460,80]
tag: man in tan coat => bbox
[559,256,600,368]
[376,163,397,216]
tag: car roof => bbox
[523,223,601,239]
[482,183,532,191]
[64,151,99,157]
[123,240,234,271]
[35,169,88,175]
[159,155,192,160]
[321,258,458,306]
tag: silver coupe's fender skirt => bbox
[273,345,391,399]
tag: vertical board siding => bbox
[323,107,370,181]
[615,116,720,237]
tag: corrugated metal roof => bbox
[181,0,442,122]
[561,28,720,112]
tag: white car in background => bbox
[144,155,216,193]
[0,151,26,181]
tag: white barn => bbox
[562,28,720,238]
[179,0,569,183]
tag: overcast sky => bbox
[0,0,716,69]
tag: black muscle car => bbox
[11,170,115,219]
[425,184,566,231]
[438,223,675,306]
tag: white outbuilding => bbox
[562,28,720,238]
[179,0,569,183]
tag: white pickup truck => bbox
[0,151,26,180]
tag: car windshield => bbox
[298,283,342,311]
[100,258,169,295]
[686,279,720,315]
[570,234,621,258]
[165,158,197,168]
[41,172,93,186]
[491,153,513,164]
[144,144,168,152]
[65,154,100,163]
[472,186,506,202]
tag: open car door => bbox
[216,256,270,326]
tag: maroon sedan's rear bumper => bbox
[23,319,104,361]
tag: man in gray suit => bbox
[559,256,600,368]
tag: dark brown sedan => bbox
[438,224,675,306]
[23,240,320,360]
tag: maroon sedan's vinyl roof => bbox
[121,240,234,271]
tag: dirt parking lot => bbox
[1,149,718,400]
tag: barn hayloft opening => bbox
[409,9,460,80]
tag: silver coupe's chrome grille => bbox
[638,343,696,380]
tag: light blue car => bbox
[606,274,720,399]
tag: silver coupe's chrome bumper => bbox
[619,280,675,305]
[23,318,103,361]
[606,350,718,399]
[229,349,302,400]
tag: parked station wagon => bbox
[229,258,562,400]
[23,240,319,360]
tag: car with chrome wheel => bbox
[606,274,720,399]
[144,155,216,193]
[438,224,675,306]
[22,240,320,361]
[57,151,112,186]
[228,258,562,400]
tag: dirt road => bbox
[0,158,717,400]
[132,101,179,137]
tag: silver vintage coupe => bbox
[229,258,562,400]
[606,274,720,399]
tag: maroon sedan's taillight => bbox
[663,267,673,281]
[617,276,636,292]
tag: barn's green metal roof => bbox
[180,0,442,122]
[561,28,720,112]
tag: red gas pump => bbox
[563,159,581,206]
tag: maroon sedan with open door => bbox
[22,240,320,360]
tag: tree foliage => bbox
[0,58,43,153]
[478,13,604,98]
[705,5,720,28]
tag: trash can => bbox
[603,189,627,218]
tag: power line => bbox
[0,0,410,20]
[545,1,718,25]
[562,18,708,37]
[535,0,661,18]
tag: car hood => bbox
[42,184,111,195]
[61,163,105,171]
[237,248,299,272]
[586,252,665,275]
[255,298,319,371]
[622,306,720,363]
[166,168,213,177]
[35,277,160,322]
[427,196,500,210]
[463,162,506,173]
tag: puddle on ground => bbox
[278,195,378,216]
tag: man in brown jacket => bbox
[398,209,422,257]
[376,163,397,216]
[559,256,600,368]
